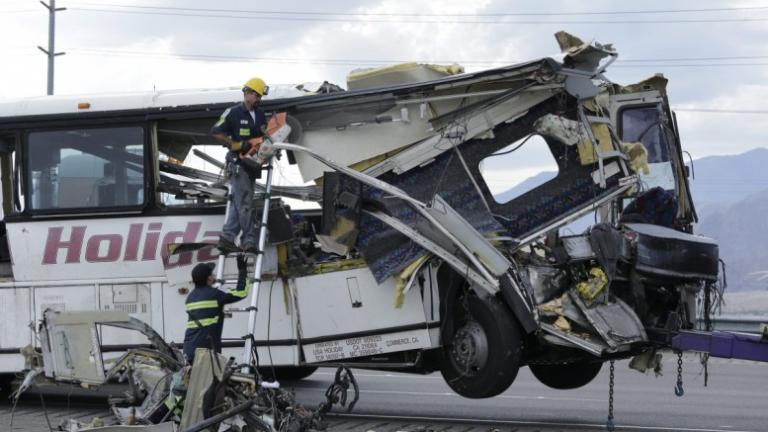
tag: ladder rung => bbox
[225,307,258,313]
[215,278,241,284]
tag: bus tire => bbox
[440,295,522,398]
[529,361,603,390]
[259,366,318,381]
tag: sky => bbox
[1,0,768,190]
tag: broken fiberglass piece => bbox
[347,62,464,91]
[39,310,182,385]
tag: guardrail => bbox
[697,315,768,333]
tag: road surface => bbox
[2,354,766,431]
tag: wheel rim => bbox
[448,320,489,375]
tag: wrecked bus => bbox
[0,32,719,399]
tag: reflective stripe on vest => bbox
[186,316,219,329]
[186,300,219,311]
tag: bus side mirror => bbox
[684,165,690,178]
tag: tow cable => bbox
[675,351,685,397]
[606,360,615,431]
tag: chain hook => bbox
[606,360,615,431]
[674,351,685,397]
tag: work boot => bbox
[217,237,239,254]
[242,243,259,254]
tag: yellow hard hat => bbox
[243,76,269,96]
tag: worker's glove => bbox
[236,255,249,271]
[244,137,263,155]
[228,140,244,152]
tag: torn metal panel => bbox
[275,142,501,288]
[364,209,497,296]
[367,87,558,177]
[554,31,617,100]
[540,323,609,356]
[568,291,647,350]
[40,310,182,385]
[291,102,434,182]
[525,265,569,304]
[41,310,130,384]
[424,195,511,277]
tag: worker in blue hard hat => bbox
[211,76,270,254]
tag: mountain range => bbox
[493,147,768,291]
[690,148,768,291]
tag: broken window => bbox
[26,126,145,210]
[478,134,559,204]
[620,106,669,163]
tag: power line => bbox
[62,2,768,17]
[65,7,768,24]
[621,55,768,62]
[674,108,768,115]
[612,63,768,68]
[66,49,768,68]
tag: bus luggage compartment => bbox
[292,266,437,363]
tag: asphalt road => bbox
[2,354,766,431]
[291,354,768,432]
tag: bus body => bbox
[0,33,719,398]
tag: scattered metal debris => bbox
[13,310,358,432]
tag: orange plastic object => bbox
[266,112,286,136]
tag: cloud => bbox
[1,0,767,161]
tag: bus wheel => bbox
[529,361,603,389]
[259,366,318,381]
[440,295,522,398]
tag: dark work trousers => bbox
[221,162,257,246]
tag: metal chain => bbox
[675,351,685,397]
[606,360,615,431]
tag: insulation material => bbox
[393,254,430,308]
[614,74,669,95]
[575,267,608,305]
[577,123,613,165]
[553,315,572,332]
[533,114,585,146]
[582,92,610,114]
[620,141,651,175]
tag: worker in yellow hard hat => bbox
[211,76,270,253]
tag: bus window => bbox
[478,134,559,204]
[26,126,145,210]
[620,106,670,163]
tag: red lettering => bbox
[85,234,122,262]
[124,223,143,261]
[42,226,86,264]
[142,223,162,261]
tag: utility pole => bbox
[37,0,66,95]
